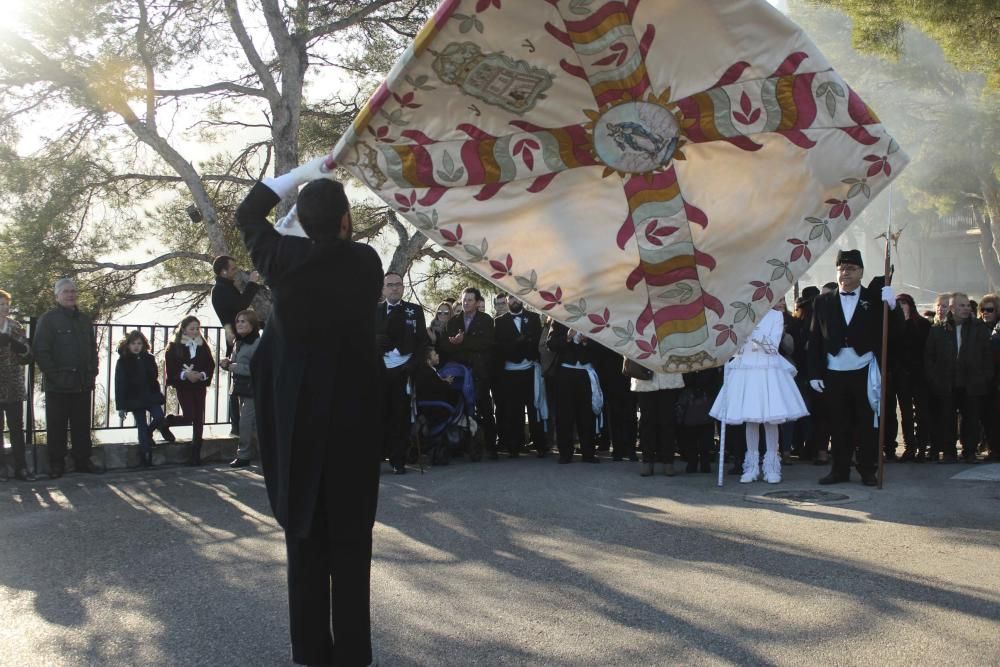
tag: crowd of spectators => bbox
[0,267,997,482]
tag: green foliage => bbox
[814,0,999,89]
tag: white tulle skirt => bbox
[709,352,809,424]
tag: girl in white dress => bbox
[710,306,808,483]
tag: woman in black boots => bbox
[115,330,173,467]
[165,316,215,465]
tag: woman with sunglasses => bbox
[426,300,453,350]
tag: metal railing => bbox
[5,320,234,466]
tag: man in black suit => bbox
[440,286,497,459]
[494,295,547,457]
[808,249,899,486]
[376,271,428,474]
[547,321,602,464]
[236,156,384,666]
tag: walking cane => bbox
[717,422,727,487]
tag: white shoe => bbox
[740,468,759,483]
[762,451,781,484]
[764,471,781,484]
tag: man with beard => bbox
[376,271,428,474]
[494,295,547,457]
[236,156,383,666]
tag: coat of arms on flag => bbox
[332,0,908,371]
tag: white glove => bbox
[263,155,337,198]
[881,285,896,310]
[809,379,825,393]
[274,204,309,238]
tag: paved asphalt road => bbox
[1,455,998,666]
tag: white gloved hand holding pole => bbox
[881,285,896,310]
[810,379,825,393]
[264,154,337,199]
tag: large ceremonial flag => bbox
[332,0,908,371]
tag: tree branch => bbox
[223,0,280,102]
[155,82,266,98]
[119,283,213,305]
[71,251,213,274]
[305,0,398,41]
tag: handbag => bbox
[232,374,254,398]
[622,358,654,381]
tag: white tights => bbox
[743,422,779,473]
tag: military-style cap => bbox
[835,249,863,268]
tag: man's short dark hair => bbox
[384,271,403,282]
[494,293,507,304]
[297,179,349,241]
[212,256,234,277]
[823,281,838,291]
[462,286,482,302]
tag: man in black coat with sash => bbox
[494,295,546,457]
[808,249,899,486]
[376,271,428,474]
[236,156,384,667]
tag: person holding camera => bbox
[164,316,215,466]
[219,309,261,468]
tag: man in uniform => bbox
[494,295,546,457]
[376,271,428,474]
[808,249,898,486]
[236,156,383,666]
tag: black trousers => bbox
[0,401,27,470]
[683,422,715,466]
[45,391,92,468]
[637,389,680,463]
[473,376,496,455]
[825,369,876,477]
[499,368,546,455]
[381,365,411,467]
[933,387,981,459]
[890,374,930,452]
[555,367,595,459]
[605,389,637,459]
[286,482,374,667]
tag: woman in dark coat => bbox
[164,316,215,465]
[115,331,172,467]
[237,157,384,667]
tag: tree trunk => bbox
[977,178,1000,292]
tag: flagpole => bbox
[876,186,894,490]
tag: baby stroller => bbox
[414,362,480,465]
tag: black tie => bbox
[840,291,855,297]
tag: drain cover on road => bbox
[764,490,849,503]
[744,488,867,506]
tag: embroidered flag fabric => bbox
[332,0,908,371]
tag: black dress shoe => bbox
[860,471,878,486]
[229,458,251,468]
[77,460,102,474]
[557,455,572,464]
[392,465,406,475]
[14,468,36,482]
[962,455,980,464]
[628,453,640,462]
[159,425,176,443]
[49,467,64,480]
[818,472,849,485]
[0,466,8,482]
[581,456,600,464]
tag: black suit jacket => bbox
[211,276,259,328]
[494,311,542,366]
[236,182,384,538]
[375,300,428,367]
[441,311,495,386]
[808,286,900,381]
